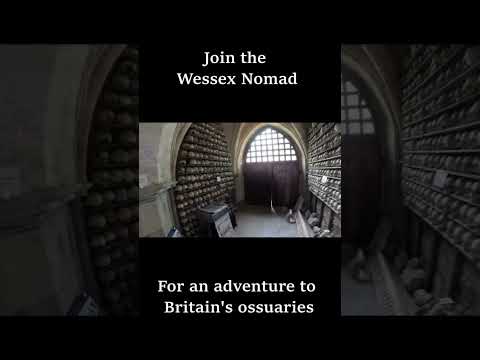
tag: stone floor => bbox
[229,206,389,313]
[341,266,388,316]
[227,204,298,237]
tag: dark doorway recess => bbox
[341,69,381,249]
[244,162,299,207]
[243,127,300,208]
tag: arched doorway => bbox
[341,68,382,249]
[341,46,403,254]
[243,126,300,209]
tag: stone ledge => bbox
[0,183,89,230]
[139,181,176,204]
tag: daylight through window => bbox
[245,127,297,163]
[341,74,376,135]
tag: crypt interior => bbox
[0,44,479,316]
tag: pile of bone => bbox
[395,254,464,316]
[305,211,330,237]
[399,257,427,294]
[413,291,462,316]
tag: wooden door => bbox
[244,162,299,207]
[271,162,299,208]
[244,163,272,205]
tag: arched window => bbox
[341,74,375,135]
[245,127,297,163]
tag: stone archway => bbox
[77,45,140,315]
[233,122,307,203]
[235,123,307,173]
[75,45,128,185]
[341,46,404,250]
[241,125,302,208]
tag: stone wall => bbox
[0,45,120,314]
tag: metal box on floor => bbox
[197,203,236,237]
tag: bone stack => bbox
[174,123,235,237]
[401,45,480,271]
[82,46,140,316]
[306,123,342,236]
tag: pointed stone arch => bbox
[341,45,405,250]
